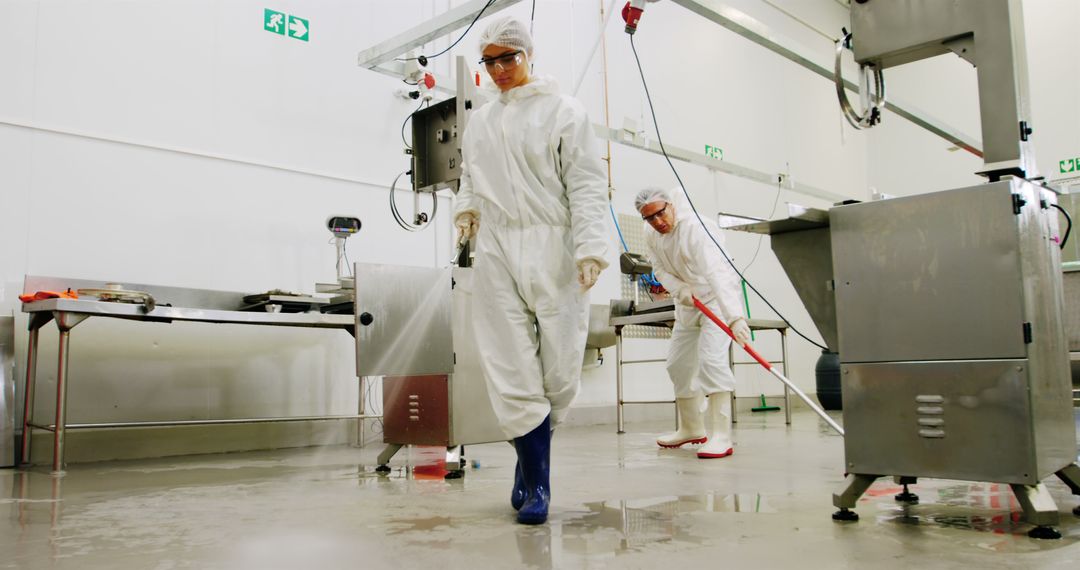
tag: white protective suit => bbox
[645,200,745,398]
[454,75,610,439]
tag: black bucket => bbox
[815,351,842,411]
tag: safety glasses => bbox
[479,50,523,72]
[642,204,668,223]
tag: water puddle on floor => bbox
[865,481,1080,552]
[382,492,776,567]
[557,492,774,545]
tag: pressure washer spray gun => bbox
[622,0,661,34]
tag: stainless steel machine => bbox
[731,0,1080,538]
[353,262,504,478]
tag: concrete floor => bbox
[2,409,1079,569]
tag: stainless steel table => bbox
[609,299,790,433]
[19,277,360,472]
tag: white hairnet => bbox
[478,16,534,56]
[634,187,672,213]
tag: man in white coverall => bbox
[453,17,609,525]
[636,187,751,459]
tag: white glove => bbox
[729,317,752,345]
[454,212,478,245]
[577,259,602,291]
[673,287,695,308]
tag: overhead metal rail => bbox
[358,0,982,199]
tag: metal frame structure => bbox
[356,0,981,202]
[609,299,791,433]
[728,0,1080,539]
[669,0,982,156]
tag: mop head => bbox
[751,394,780,412]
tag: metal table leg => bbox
[51,312,88,473]
[615,327,624,434]
[20,312,53,466]
[781,328,791,425]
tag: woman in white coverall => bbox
[453,17,609,525]
[636,187,751,459]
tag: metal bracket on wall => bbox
[669,0,983,157]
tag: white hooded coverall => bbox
[645,206,744,398]
[454,76,610,439]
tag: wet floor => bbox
[2,409,1079,569]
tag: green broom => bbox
[742,279,780,412]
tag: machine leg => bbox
[893,476,919,504]
[375,443,403,474]
[832,473,879,521]
[1053,463,1080,517]
[1010,483,1061,539]
[357,375,366,448]
[444,445,464,480]
[615,328,625,434]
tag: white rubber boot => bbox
[698,392,734,459]
[657,395,707,448]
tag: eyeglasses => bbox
[479,50,522,72]
[642,204,668,223]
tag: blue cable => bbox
[610,203,630,252]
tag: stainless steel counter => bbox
[23,298,353,329]
[19,277,357,472]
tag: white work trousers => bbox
[472,222,590,439]
[667,299,735,398]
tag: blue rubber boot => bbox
[511,460,526,510]
[513,415,551,525]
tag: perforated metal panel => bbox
[618,213,671,340]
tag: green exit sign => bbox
[264,8,309,42]
[1060,156,1080,174]
[705,145,723,160]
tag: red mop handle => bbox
[693,296,847,436]
[692,296,771,371]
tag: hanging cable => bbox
[389,170,438,232]
[741,173,784,273]
[400,99,426,150]
[343,240,354,277]
[629,34,828,351]
[1052,203,1072,250]
[397,0,496,63]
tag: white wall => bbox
[1,0,1073,457]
